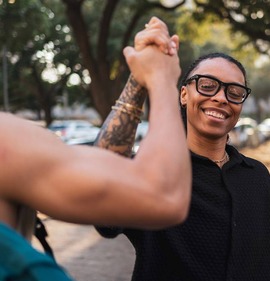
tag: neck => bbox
[187,130,228,161]
[212,151,229,167]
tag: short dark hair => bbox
[179,52,248,88]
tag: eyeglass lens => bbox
[197,77,247,103]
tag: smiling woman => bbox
[95,18,270,281]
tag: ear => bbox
[180,86,187,107]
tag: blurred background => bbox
[1,1,270,280]
[0,0,269,150]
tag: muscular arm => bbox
[0,91,190,230]
[94,74,147,157]
[0,40,191,230]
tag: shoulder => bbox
[228,145,269,175]
[0,222,74,281]
[242,154,269,176]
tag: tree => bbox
[249,61,270,121]
[193,0,270,55]
[0,0,48,112]
[1,0,269,123]
[60,0,270,121]
[0,0,88,125]
[60,0,186,121]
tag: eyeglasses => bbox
[184,74,251,104]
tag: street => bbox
[32,218,135,281]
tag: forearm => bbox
[136,82,191,195]
[94,75,147,157]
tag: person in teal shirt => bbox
[0,19,191,281]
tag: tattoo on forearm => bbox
[120,75,147,106]
[94,75,147,158]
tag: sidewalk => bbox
[32,218,135,281]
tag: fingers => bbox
[135,17,179,56]
[123,44,181,90]
[135,29,170,54]
[169,35,179,56]
[123,46,135,61]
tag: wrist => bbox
[119,74,147,108]
[147,77,178,97]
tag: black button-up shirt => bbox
[97,145,270,281]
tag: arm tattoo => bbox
[94,75,147,158]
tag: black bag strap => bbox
[34,216,55,260]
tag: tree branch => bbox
[194,0,270,51]
[62,0,97,73]
[97,0,120,61]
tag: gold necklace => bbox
[213,152,229,165]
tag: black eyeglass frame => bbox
[184,74,251,104]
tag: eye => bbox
[198,78,218,92]
[227,86,245,99]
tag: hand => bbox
[123,44,181,91]
[135,17,179,56]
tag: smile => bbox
[204,110,226,120]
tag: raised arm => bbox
[0,20,191,231]
[94,17,179,157]
[94,74,147,157]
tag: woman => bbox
[96,18,270,281]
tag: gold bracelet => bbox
[115,100,143,114]
[111,106,141,123]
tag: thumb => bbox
[168,35,179,56]
[171,35,179,50]
[123,46,136,65]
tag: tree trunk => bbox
[63,0,117,121]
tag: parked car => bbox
[258,118,270,141]
[132,121,149,154]
[48,120,100,145]
[135,120,149,142]
[230,117,263,148]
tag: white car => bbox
[48,120,100,145]
[258,118,270,140]
[230,117,263,148]
[132,121,149,154]
[135,120,149,142]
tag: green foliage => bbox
[0,0,269,120]
[0,0,50,50]
[0,0,85,121]
[193,0,270,55]
[174,9,258,74]
[250,62,270,100]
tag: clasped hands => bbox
[123,17,181,89]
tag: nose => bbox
[211,86,228,104]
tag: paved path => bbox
[32,218,135,281]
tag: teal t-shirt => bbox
[0,222,74,281]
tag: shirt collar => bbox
[226,144,254,168]
[190,145,254,168]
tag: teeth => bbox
[205,110,225,119]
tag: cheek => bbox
[232,104,242,119]
[225,104,243,132]
[186,93,206,110]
